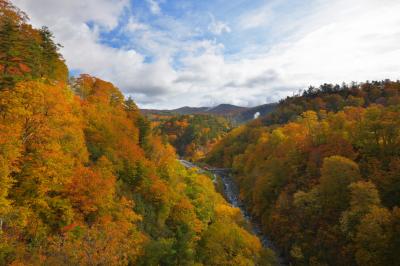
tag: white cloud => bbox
[146,0,161,15]
[13,0,128,29]
[267,0,400,86]
[125,17,148,32]
[12,0,180,101]
[238,0,279,30]
[208,13,231,35]
[165,0,400,108]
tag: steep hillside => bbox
[206,83,400,265]
[155,114,231,160]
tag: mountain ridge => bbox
[142,103,246,115]
[141,103,277,123]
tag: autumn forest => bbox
[1,0,400,265]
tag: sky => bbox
[12,0,400,109]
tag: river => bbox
[179,160,286,265]
[216,170,271,246]
[215,170,286,265]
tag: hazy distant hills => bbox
[142,104,244,116]
[205,104,248,115]
[142,103,277,123]
[172,106,210,114]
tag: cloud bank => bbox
[13,0,400,108]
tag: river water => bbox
[215,170,286,265]
[178,160,286,265]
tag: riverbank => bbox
[178,160,287,265]
[215,170,287,266]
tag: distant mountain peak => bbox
[206,104,248,115]
[141,102,277,123]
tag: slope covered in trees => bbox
[206,86,400,265]
[0,1,274,265]
[154,114,231,161]
[261,80,400,125]
[0,0,67,88]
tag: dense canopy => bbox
[206,84,400,265]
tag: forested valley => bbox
[0,1,275,265]
[2,0,400,266]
